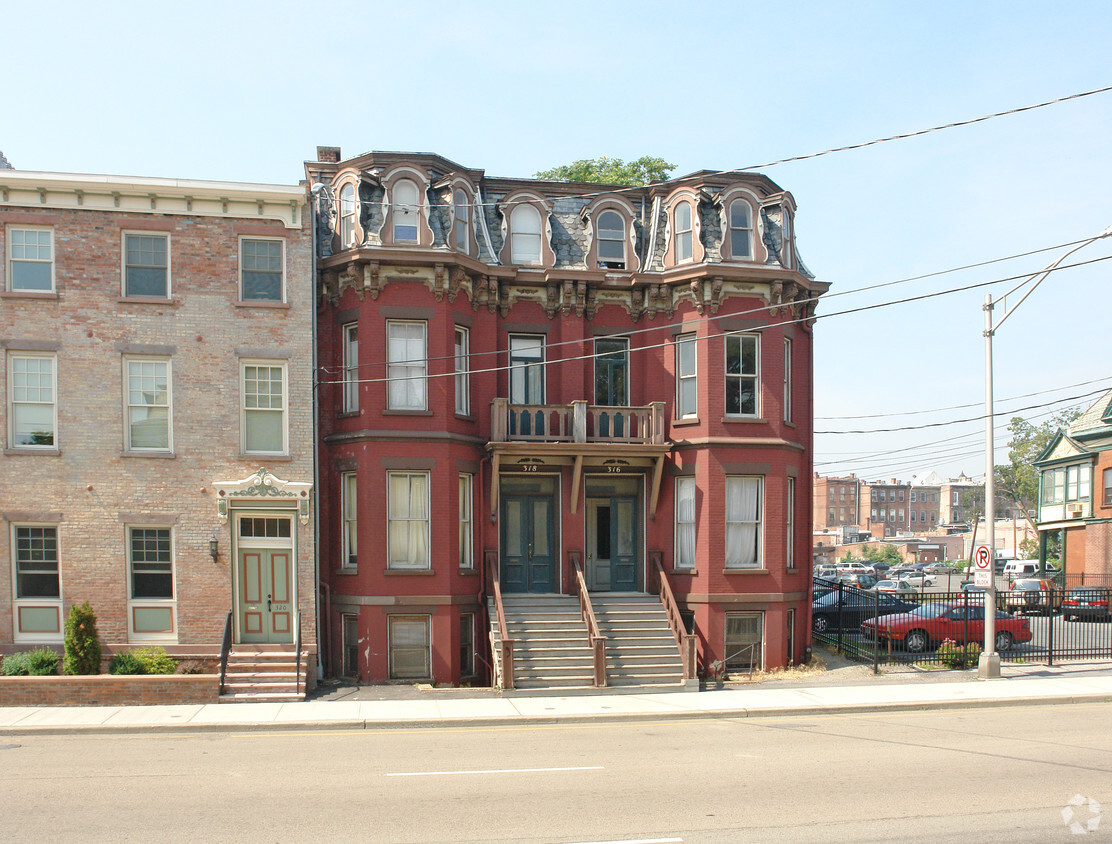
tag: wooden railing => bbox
[486,550,514,690]
[570,550,607,688]
[650,551,698,680]
[491,398,666,444]
[218,611,232,695]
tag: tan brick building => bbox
[0,169,316,684]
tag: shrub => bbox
[64,601,102,675]
[108,651,145,675]
[1,648,60,676]
[109,647,176,675]
[937,638,981,669]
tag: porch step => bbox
[220,644,309,702]
[592,597,685,688]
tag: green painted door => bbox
[238,548,294,643]
[587,496,639,591]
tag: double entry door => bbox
[585,483,640,592]
[500,475,556,594]
[236,515,295,644]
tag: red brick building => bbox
[309,148,828,687]
[0,169,316,691]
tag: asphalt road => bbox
[2,702,1110,842]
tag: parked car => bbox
[1001,561,1040,580]
[811,591,917,634]
[898,572,936,587]
[1061,587,1111,622]
[876,579,917,595]
[1003,578,1063,615]
[924,563,954,574]
[871,563,892,578]
[888,566,914,580]
[861,602,1033,653]
[837,573,879,589]
[837,561,874,576]
[814,566,838,580]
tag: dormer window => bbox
[597,210,625,269]
[674,201,693,263]
[510,204,542,266]
[392,179,420,242]
[339,184,357,248]
[454,188,469,253]
[729,200,752,259]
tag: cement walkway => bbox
[3,667,1112,735]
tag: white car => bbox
[898,572,936,587]
[837,561,875,576]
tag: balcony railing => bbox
[491,399,666,444]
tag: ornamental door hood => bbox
[213,468,312,524]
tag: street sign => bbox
[974,544,993,587]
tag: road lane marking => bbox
[567,839,682,844]
[387,765,603,777]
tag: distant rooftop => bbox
[0,150,12,170]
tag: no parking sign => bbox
[973,544,993,587]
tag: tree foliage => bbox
[860,543,902,565]
[534,156,676,186]
[994,408,1083,528]
[63,601,101,675]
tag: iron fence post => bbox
[872,587,879,675]
[1047,588,1055,667]
[836,583,844,655]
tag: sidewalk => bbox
[3,662,1112,736]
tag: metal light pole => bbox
[978,226,1112,679]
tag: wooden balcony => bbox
[491,399,666,444]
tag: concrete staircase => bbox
[592,595,685,688]
[488,593,687,693]
[489,595,596,691]
[220,644,306,702]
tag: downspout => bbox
[310,180,324,681]
[478,452,491,682]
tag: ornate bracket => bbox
[213,468,313,525]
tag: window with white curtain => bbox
[786,477,795,570]
[342,472,357,570]
[725,476,762,569]
[342,323,359,413]
[674,201,693,263]
[510,204,543,265]
[388,472,429,570]
[674,476,696,570]
[386,321,427,410]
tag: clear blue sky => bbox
[6,0,1111,483]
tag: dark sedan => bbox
[812,591,917,634]
[1062,587,1111,622]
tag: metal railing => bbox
[486,550,514,690]
[570,551,607,687]
[709,644,759,682]
[218,611,232,695]
[650,551,698,679]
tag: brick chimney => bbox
[316,146,341,164]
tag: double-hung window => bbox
[240,237,284,302]
[342,323,359,413]
[675,334,697,419]
[339,184,357,247]
[454,326,470,415]
[786,477,796,570]
[9,353,56,449]
[594,337,629,407]
[8,227,54,292]
[729,200,752,259]
[129,527,173,599]
[674,201,693,263]
[242,361,287,454]
[1104,468,1112,507]
[123,233,169,298]
[392,179,420,242]
[674,476,696,570]
[1042,469,1065,505]
[14,525,60,599]
[454,189,469,252]
[725,612,763,671]
[508,334,545,405]
[124,358,171,452]
[782,338,792,422]
[725,476,762,569]
[388,471,430,570]
[1066,465,1091,502]
[386,321,427,410]
[597,210,625,269]
[510,204,542,265]
[389,615,431,679]
[459,473,473,570]
[725,333,759,417]
[342,472,358,570]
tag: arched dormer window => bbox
[454,188,469,253]
[674,201,693,263]
[510,203,542,265]
[392,179,419,243]
[729,199,752,259]
[597,210,625,269]
[339,183,357,248]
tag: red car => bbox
[860,602,1033,653]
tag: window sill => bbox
[783,420,796,429]
[335,568,358,576]
[337,410,361,419]
[671,418,700,427]
[383,568,436,575]
[724,568,770,575]
[121,450,176,459]
[1,290,58,300]
[458,568,478,576]
[670,568,697,575]
[238,452,292,462]
[454,413,475,422]
[235,300,290,309]
[383,409,433,417]
[4,447,61,456]
[118,296,178,306]
[722,416,766,425]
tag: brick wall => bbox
[0,674,217,706]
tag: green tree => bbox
[860,544,902,566]
[64,601,101,675]
[534,156,676,186]
[994,408,1083,530]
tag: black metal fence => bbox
[812,578,1112,669]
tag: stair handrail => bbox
[294,610,302,698]
[488,630,503,688]
[650,551,698,680]
[486,550,514,690]
[218,611,232,695]
[570,551,607,688]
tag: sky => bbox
[5,0,1111,485]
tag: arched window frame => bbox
[499,192,553,268]
[382,166,433,247]
[728,198,754,260]
[337,180,359,249]
[453,187,471,254]
[583,196,637,272]
[715,186,764,263]
[392,178,420,243]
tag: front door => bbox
[238,548,293,643]
[586,495,639,592]
[501,493,555,593]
